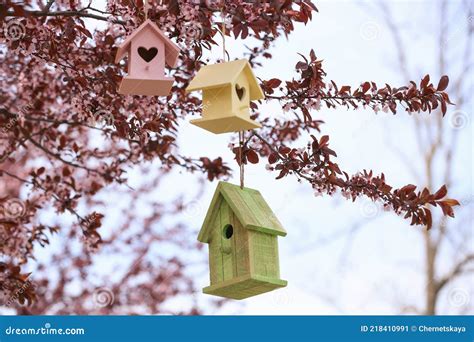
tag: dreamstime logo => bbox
[448,110,469,130]
[93,287,115,307]
[182,22,204,41]
[272,288,291,306]
[183,200,204,219]
[202,99,213,112]
[359,21,380,41]
[0,198,26,219]
[460,194,474,206]
[88,109,115,127]
[60,73,71,84]
[5,279,33,307]
[1,104,32,135]
[359,200,380,218]
[448,287,470,307]
[3,19,26,42]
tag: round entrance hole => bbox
[223,224,233,239]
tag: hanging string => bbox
[220,8,227,62]
[220,4,244,188]
[239,130,245,189]
[144,0,149,20]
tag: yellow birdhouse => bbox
[186,59,265,134]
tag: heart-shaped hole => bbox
[138,47,158,63]
[235,84,246,101]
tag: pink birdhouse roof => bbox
[115,19,180,68]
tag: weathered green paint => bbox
[208,217,222,284]
[220,201,234,282]
[233,215,249,278]
[199,181,287,300]
[198,182,286,243]
[249,231,279,278]
[203,274,287,300]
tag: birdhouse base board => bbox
[191,115,261,134]
[118,77,174,96]
[203,275,287,300]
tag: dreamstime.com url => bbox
[4,323,85,336]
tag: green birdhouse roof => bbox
[198,182,287,243]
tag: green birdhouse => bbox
[198,182,287,300]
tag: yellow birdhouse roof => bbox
[115,19,180,67]
[186,59,265,101]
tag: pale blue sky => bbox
[172,0,473,314]
[21,0,473,315]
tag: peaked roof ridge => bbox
[115,19,180,67]
[186,59,265,100]
[218,59,247,84]
[197,181,286,243]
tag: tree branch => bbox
[436,254,474,293]
[5,10,126,25]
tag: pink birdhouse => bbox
[115,19,180,96]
